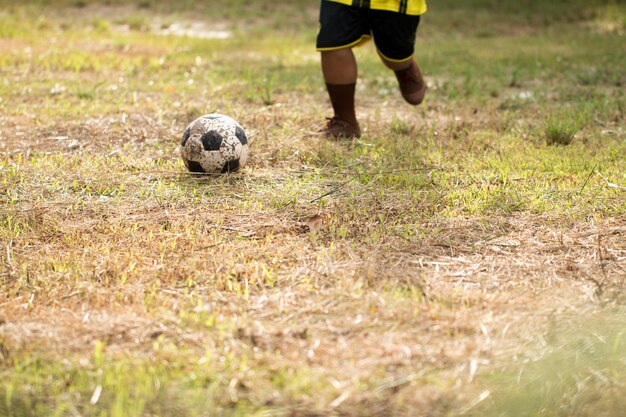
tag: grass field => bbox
[1,0,625,416]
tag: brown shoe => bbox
[323,116,361,139]
[395,60,427,105]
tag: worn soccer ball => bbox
[180,114,249,174]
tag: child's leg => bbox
[379,54,426,105]
[322,48,357,84]
[370,10,426,105]
[321,49,359,128]
[317,1,369,138]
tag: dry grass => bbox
[1,0,625,416]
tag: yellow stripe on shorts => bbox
[327,0,427,15]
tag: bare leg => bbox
[321,49,359,130]
[378,53,427,105]
[322,48,357,84]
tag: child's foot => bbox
[395,60,427,105]
[323,116,361,139]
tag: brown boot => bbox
[395,60,427,105]
[323,116,361,139]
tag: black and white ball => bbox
[180,114,249,174]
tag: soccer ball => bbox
[180,114,249,174]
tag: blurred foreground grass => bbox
[462,306,626,417]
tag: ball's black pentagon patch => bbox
[200,131,223,151]
[181,127,191,146]
[202,114,222,120]
[185,160,206,173]
[235,126,248,145]
[222,159,240,173]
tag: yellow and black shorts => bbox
[316,0,422,62]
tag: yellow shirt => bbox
[325,0,427,16]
